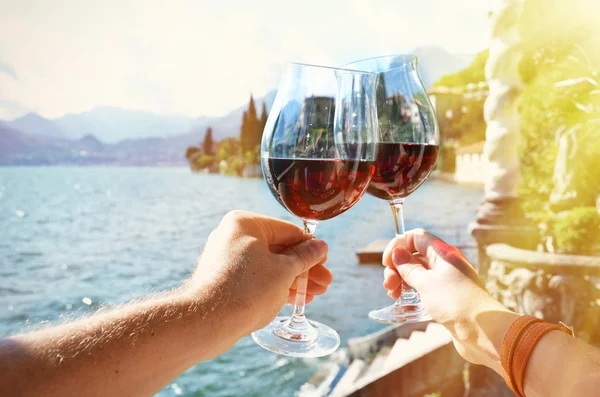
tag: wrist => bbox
[455,289,519,373]
[473,307,520,373]
[176,282,251,343]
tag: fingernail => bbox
[308,239,327,258]
[392,248,410,266]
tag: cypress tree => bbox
[260,102,268,131]
[239,95,267,159]
[240,111,249,152]
[203,127,214,155]
[248,95,257,119]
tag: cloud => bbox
[0,0,493,119]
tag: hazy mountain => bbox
[8,113,66,139]
[412,45,475,87]
[0,91,277,165]
[76,134,105,152]
[1,44,472,166]
[55,107,198,143]
[0,122,73,164]
[3,90,276,146]
[1,45,469,147]
[102,90,278,164]
[183,91,277,143]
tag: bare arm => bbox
[383,229,600,397]
[0,211,331,397]
[474,310,600,397]
[0,291,235,397]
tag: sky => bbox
[0,0,494,120]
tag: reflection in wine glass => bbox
[253,63,379,357]
[343,55,440,324]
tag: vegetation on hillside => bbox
[433,50,489,88]
[517,0,600,253]
[185,96,267,175]
[432,49,489,171]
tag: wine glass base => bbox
[368,303,432,324]
[251,316,341,357]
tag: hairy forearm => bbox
[465,304,600,397]
[0,289,235,397]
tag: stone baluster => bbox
[470,0,537,280]
[467,2,537,396]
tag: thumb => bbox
[392,247,427,290]
[280,238,328,276]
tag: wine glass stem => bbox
[390,198,406,236]
[290,220,318,322]
[389,199,418,302]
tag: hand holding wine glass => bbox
[253,63,379,357]
[187,210,332,335]
[343,55,439,324]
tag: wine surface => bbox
[367,143,439,200]
[264,158,374,221]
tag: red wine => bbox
[367,143,439,200]
[264,158,374,221]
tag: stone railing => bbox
[486,243,600,344]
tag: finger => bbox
[253,214,313,246]
[308,261,332,287]
[404,228,443,256]
[383,229,452,272]
[382,238,410,268]
[289,279,328,296]
[406,229,460,271]
[387,285,402,300]
[279,239,328,275]
[290,262,330,289]
[390,247,428,290]
[406,229,479,284]
[287,293,315,305]
[383,267,402,291]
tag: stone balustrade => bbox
[486,243,600,344]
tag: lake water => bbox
[0,167,482,397]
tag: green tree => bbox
[185,146,199,159]
[248,94,257,119]
[260,102,268,132]
[434,50,489,88]
[203,127,214,156]
[192,154,215,170]
[240,111,248,153]
[450,100,486,145]
[518,44,600,223]
[216,137,240,163]
[239,95,263,160]
[432,50,489,146]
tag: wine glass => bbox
[252,62,379,357]
[343,55,439,324]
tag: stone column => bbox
[481,0,522,218]
[470,0,537,280]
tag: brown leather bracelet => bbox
[500,315,542,395]
[513,322,569,397]
[501,316,575,397]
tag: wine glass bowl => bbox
[343,55,439,324]
[252,63,379,357]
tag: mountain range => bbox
[0,92,276,165]
[0,46,474,166]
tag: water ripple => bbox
[0,167,482,397]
